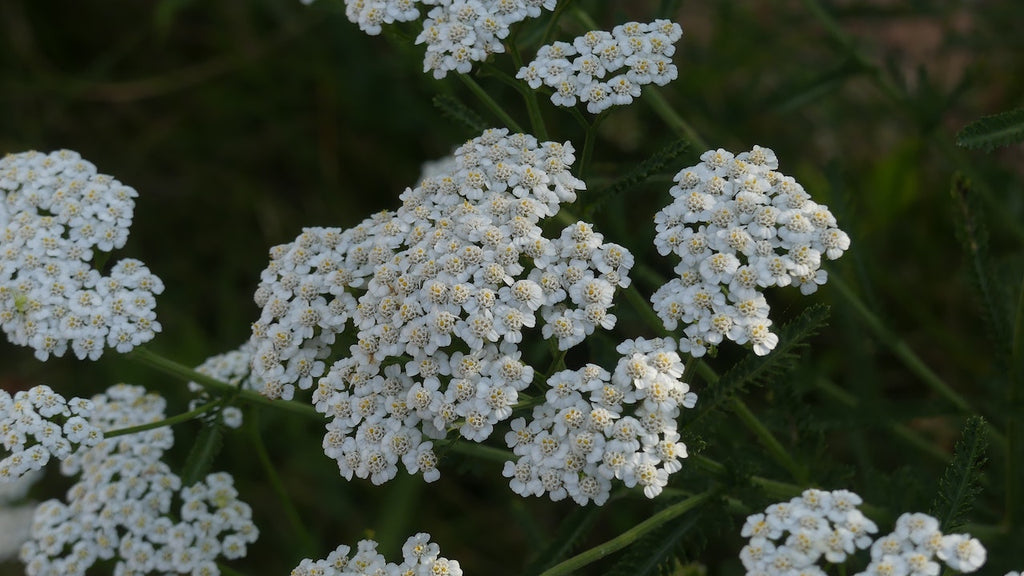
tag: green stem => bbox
[729,397,808,484]
[828,275,973,414]
[578,111,607,179]
[104,399,222,438]
[248,408,316,558]
[624,284,670,337]
[457,74,523,133]
[217,563,247,576]
[126,347,321,420]
[813,378,949,463]
[444,439,515,463]
[537,489,717,576]
[1006,274,1024,528]
[541,0,574,46]
[506,43,548,140]
[642,88,709,151]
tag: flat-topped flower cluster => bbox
[20,384,258,576]
[653,146,850,357]
[740,489,986,576]
[251,128,634,485]
[308,0,557,79]
[504,337,695,505]
[0,385,102,482]
[0,150,163,361]
[518,19,683,113]
[291,532,461,576]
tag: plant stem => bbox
[537,489,717,576]
[578,110,607,179]
[506,42,548,140]
[812,378,949,463]
[541,0,574,46]
[457,74,523,133]
[827,275,972,414]
[248,408,316,558]
[444,438,514,463]
[126,347,321,420]
[729,396,809,484]
[1006,274,1024,528]
[624,284,670,337]
[642,88,709,150]
[104,399,222,438]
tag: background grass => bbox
[2,0,1023,574]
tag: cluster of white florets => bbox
[251,128,633,485]
[0,385,102,482]
[0,150,164,361]
[187,341,263,429]
[652,146,850,357]
[19,384,258,576]
[292,532,461,576]
[739,489,986,576]
[517,20,682,113]
[503,337,695,505]
[309,0,556,79]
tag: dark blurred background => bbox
[1,0,1022,574]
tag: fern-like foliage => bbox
[956,107,1024,152]
[684,305,831,432]
[949,173,1012,358]
[524,505,602,574]
[603,498,727,576]
[928,416,988,532]
[181,419,225,487]
[583,137,690,218]
[432,94,489,134]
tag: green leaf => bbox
[432,94,489,135]
[929,416,989,531]
[685,305,831,431]
[524,505,602,574]
[949,173,1011,356]
[585,137,690,218]
[956,107,1024,152]
[181,420,224,487]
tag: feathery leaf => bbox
[956,107,1024,152]
[929,416,988,531]
[181,420,224,487]
[433,94,489,134]
[585,137,690,217]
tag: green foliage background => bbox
[1,0,1023,574]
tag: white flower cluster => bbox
[20,384,258,576]
[503,337,695,505]
[517,20,682,113]
[652,147,850,357]
[0,471,40,561]
[0,150,164,361]
[739,490,987,576]
[0,385,102,482]
[291,532,462,576]
[315,0,556,79]
[251,128,633,485]
[187,341,264,429]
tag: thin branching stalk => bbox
[729,397,809,484]
[642,89,709,150]
[537,489,717,576]
[541,0,574,46]
[104,399,223,438]
[506,42,548,140]
[457,74,524,132]
[127,347,321,420]
[248,408,316,558]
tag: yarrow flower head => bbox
[503,337,695,505]
[291,532,461,576]
[0,150,164,361]
[304,0,557,79]
[738,490,987,576]
[19,384,259,576]
[251,128,633,486]
[652,146,850,357]
[0,385,102,482]
[519,19,683,113]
